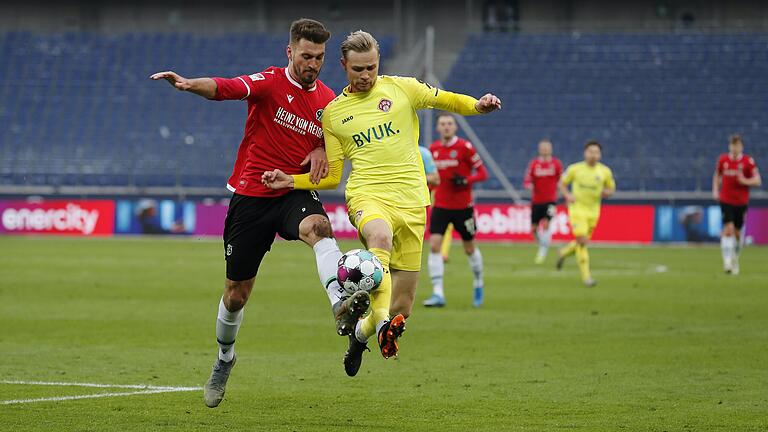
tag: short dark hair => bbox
[290,18,331,45]
[436,112,455,123]
[729,134,743,145]
[585,139,602,150]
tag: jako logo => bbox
[1,204,100,235]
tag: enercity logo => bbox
[1,203,101,235]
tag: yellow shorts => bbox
[568,208,599,239]
[347,197,427,272]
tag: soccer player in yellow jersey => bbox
[262,30,501,376]
[556,140,615,287]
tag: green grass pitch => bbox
[1,236,766,431]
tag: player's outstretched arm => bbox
[150,71,217,99]
[262,160,343,191]
[395,77,500,116]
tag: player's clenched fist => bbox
[150,71,192,91]
[475,93,502,113]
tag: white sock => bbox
[428,252,445,298]
[312,238,344,305]
[538,225,552,257]
[468,248,484,289]
[721,236,736,267]
[216,297,243,362]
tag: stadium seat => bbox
[0,32,393,189]
[445,33,768,191]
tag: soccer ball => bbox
[337,249,384,296]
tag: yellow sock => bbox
[441,224,453,259]
[360,247,391,339]
[575,244,591,282]
[560,240,577,258]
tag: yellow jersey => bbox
[561,161,615,215]
[322,75,479,208]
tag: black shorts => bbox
[223,190,327,281]
[429,206,476,241]
[720,202,748,230]
[531,202,557,225]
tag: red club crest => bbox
[378,98,393,112]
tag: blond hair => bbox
[341,30,380,59]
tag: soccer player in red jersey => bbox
[523,139,563,264]
[151,19,367,408]
[424,113,489,308]
[712,134,762,275]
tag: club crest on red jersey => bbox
[316,109,324,121]
[378,98,392,112]
[449,150,458,158]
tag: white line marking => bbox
[0,380,199,390]
[1,389,199,405]
[0,380,202,405]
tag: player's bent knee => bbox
[299,215,333,240]
[364,228,392,250]
[224,278,254,311]
[310,216,333,239]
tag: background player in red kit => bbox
[151,19,367,408]
[712,134,762,275]
[524,139,563,264]
[424,113,488,308]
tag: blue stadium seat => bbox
[0,31,393,188]
[445,33,768,191]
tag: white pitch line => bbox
[0,380,202,405]
[1,388,200,405]
[0,380,199,390]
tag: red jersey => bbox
[717,153,758,206]
[212,66,336,197]
[523,157,563,204]
[430,137,488,209]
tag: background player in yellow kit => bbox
[556,140,615,287]
[262,30,501,376]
